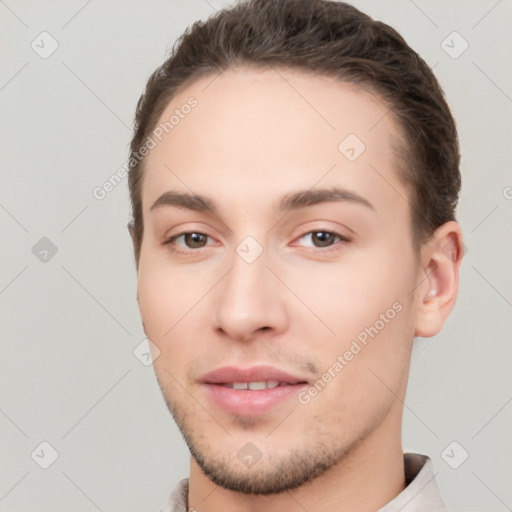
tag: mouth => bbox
[200,365,309,416]
[220,381,298,389]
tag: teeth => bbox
[248,381,266,390]
[226,380,285,389]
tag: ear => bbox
[127,220,140,274]
[127,220,135,243]
[413,221,464,338]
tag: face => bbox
[136,67,422,494]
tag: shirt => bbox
[158,452,449,512]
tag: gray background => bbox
[1,0,511,510]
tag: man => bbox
[127,0,464,510]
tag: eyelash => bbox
[163,229,350,255]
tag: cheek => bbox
[290,256,414,404]
[136,256,216,368]
[137,232,205,311]
[137,258,190,339]
[301,306,413,433]
[281,254,406,339]
[137,273,169,336]
[137,268,190,381]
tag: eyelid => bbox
[162,221,218,244]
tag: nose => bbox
[213,246,289,342]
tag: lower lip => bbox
[202,383,308,416]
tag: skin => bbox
[131,66,463,512]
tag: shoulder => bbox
[377,452,450,512]
[158,477,189,512]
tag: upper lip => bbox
[200,365,309,385]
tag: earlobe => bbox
[414,221,464,338]
[127,221,135,241]
[127,220,141,271]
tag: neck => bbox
[188,404,406,512]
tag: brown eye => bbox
[311,231,336,247]
[183,232,208,248]
[163,232,214,254]
[296,230,349,250]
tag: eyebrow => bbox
[149,186,375,214]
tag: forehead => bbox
[141,66,408,219]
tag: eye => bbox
[294,230,350,250]
[163,229,350,255]
[163,232,215,254]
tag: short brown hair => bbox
[128,0,461,266]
